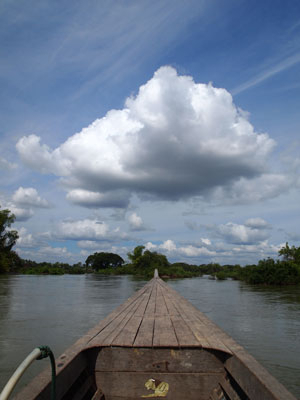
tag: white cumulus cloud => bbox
[56,218,129,242]
[12,187,50,208]
[16,227,35,247]
[146,239,216,259]
[17,66,276,208]
[209,219,271,244]
[6,203,34,221]
[128,212,147,231]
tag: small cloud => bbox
[160,239,177,252]
[57,218,109,240]
[0,156,17,171]
[37,246,73,259]
[176,245,216,257]
[66,189,130,208]
[232,240,281,257]
[77,240,114,250]
[55,218,130,242]
[12,187,50,208]
[128,212,148,231]
[16,227,35,247]
[144,242,158,251]
[245,217,271,229]
[155,239,216,258]
[201,238,211,246]
[8,204,34,221]
[16,245,75,263]
[207,219,271,245]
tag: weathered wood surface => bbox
[95,347,225,400]
[95,347,224,373]
[96,371,224,400]
[87,275,234,352]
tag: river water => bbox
[0,274,299,398]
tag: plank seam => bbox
[132,281,156,346]
[87,284,151,344]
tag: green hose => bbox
[37,346,56,400]
[0,346,56,400]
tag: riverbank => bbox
[3,244,300,285]
[18,262,203,279]
[12,259,300,285]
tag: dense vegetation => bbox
[86,252,124,271]
[1,207,300,285]
[0,208,20,273]
[94,246,202,278]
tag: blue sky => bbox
[1,0,300,265]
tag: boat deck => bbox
[86,275,232,353]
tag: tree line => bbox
[1,207,300,285]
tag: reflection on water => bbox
[0,274,299,398]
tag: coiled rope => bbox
[0,345,56,400]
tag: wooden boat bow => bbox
[13,270,297,400]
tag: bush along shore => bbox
[4,244,300,286]
[1,206,300,285]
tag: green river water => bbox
[0,274,299,398]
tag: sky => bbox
[1,0,300,265]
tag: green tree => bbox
[127,245,145,267]
[85,252,124,271]
[127,246,169,270]
[0,207,19,273]
[279,243,300,264]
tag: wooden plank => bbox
[86,282,152,345]
[89,293,146,347]
[158,280,232,353]
[111,283,157,346]
[153,315,178,347]
[169,298,211,348]
[170,315,200,346]
[189,317,231,354]
[144,282,157,315]
[225,355,297,400]
[110,285,154,346]
[161,289,180,316]
[96,347,224,373]
[159,280,232,350]
[156,280,209,348]
[155,283,169,316]
[133,316,155,347]
[72,375,94,400]
[96,371,224,400]
[134,290,152,317]
[112,315,143,346]
[219,376,240,400]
